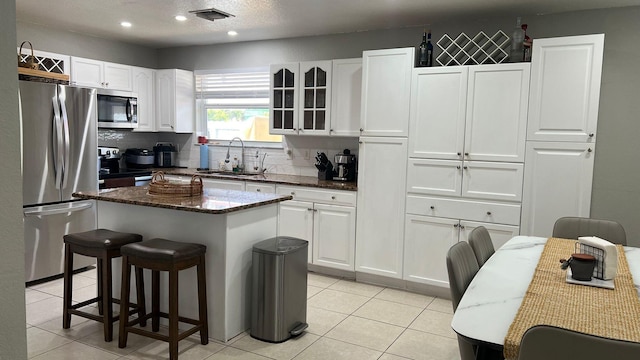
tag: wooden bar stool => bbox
[63,228,146,342]
[118,238,208,360]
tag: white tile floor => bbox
[25,269,461,360]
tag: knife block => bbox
[317,163,333,180]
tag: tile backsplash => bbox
[98,129,359,177]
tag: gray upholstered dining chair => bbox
[518,325,640,360]
[468,226,495,267]
[446,241,480,360]
[552,216,627,245]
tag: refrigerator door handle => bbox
[51,96,64,189]
[23,201,94,217]
[59,89,71,189]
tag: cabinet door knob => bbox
[463,166,468,170]
[360,128,364,132]
[456,165,461,170]
[464,152,469,156]
[457,152,462,156]
[359,141,363,144]
[331,196,336,200]
[256,189,261,192]
[453,223,459,228]
[487,211,492,215]
[329,129,333,132]
[290,192,295,195]
[430,206,435,210]
[589,133,595,137]
[105,82,109,86]
[307,208,313,211]
[588,148,593,153]
[314,209,318,212]
[459,225,465,229]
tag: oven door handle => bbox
[134,175,153,182]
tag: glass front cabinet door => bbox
[298,61,332,135]
[270,63,299,135]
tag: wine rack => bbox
[436,31,510,66]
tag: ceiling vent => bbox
[189,7,235,22]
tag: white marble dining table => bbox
[450,235,640,349]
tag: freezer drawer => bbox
[24,200,97,282]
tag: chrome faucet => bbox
[224,137,245,172]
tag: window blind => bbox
[195,71,269,107]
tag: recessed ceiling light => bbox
[175,15,187,21]
[228,30,238,36]
[120,21,132,28]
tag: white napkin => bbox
[578,236,618,280]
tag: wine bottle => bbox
[418,30,428,67]
[426,31,434,67]
[509,17,525,63]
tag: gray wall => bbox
[16,7,640,245]
[159,7,640,246]
[16,20,158,67]
[0,1,28,359]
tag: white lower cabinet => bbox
[403,215,519,287]
[313,203,356,270]
[355,137,408,278]
[277,200,314,263]
[276,185,356,270]
[245,182,275,193]
[520,141,595,237]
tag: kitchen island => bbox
[73,186,293,342]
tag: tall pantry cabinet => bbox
[520,34,604,237]
[403,63,530,287]
[355,47,413,279]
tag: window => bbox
[195,70,281,143]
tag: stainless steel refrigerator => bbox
[20,80,98,283]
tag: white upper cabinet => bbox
[465,63,530,162]
[298,61,332,135]
[71,57,132,91]
[131,66,156,132]
[527,34,604,142]
[409,63,530,162]
[270,63,299,135]
[330,58,362,137]
[155,69,194,133]
[360,47,414,137]
[409,66,468,159]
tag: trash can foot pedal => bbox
[290,322,308,336]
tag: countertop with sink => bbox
[153,167,358,191]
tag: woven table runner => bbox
[503,237,640,359]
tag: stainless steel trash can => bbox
[251,236,309,342]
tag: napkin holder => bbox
[577,236,618,280]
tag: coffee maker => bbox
[333,149,356,182]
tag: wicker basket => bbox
[148,171,203,197]
[18,41,39,70]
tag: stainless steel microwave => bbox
[97,89,138,129]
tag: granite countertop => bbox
[73,186,293,215]
[153,168,358,192]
